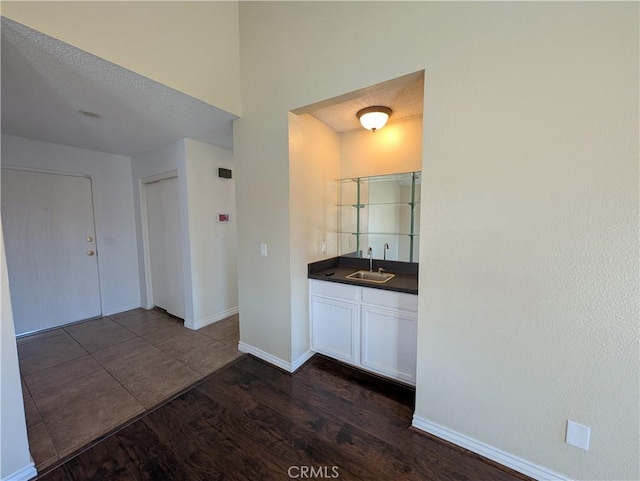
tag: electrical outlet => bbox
[566,420,590,451]
[260,243,268,257]
[321,241,327,253]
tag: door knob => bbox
[87,250,95,256]
[86,236,93,242]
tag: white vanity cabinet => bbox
[309,279,418,385]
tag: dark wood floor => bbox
[38,354,531,481]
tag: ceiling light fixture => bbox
[356,106,392,132]
[78,110,101,118]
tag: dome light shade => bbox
[356,106,392,132]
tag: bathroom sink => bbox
[345,270,395,283]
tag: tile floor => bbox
[17,308,242,472]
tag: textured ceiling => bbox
[299,71,424,132]
[1,17,237,156]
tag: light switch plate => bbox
[566,420,590,451]
[260,243,268,256]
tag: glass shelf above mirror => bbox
[338,172,421,263]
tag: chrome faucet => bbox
[383,242,389,260]
[367,247,373,271]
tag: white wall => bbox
[236,3,639,480]
[1,135,140,315]
[0,222,36,481]
[340,115,422,179]
[183,139,238,329]
[289,113,339,364]
[1,1,242,115]
[132,138,238,329]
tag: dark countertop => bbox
[308,256,418,295]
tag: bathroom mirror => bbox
[338,172,420,263]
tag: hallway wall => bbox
[0,221,36,481]
[183,139,238,329]
[131,139,238,328]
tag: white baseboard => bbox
[238,342,314,373]
[103,303,142,316]
[184,307,239,330]
[1,463,37,481]
[411,415,571,481]
[238,342,291,371]
[291,349,314,372]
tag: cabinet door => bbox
[361,305,417,385]
[311,296,359,364]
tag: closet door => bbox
[146,177,184,319]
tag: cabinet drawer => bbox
[361,286,418,312]
[310,279,360,302]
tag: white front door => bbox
[1,169,102,335]
[146,176,185,319]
